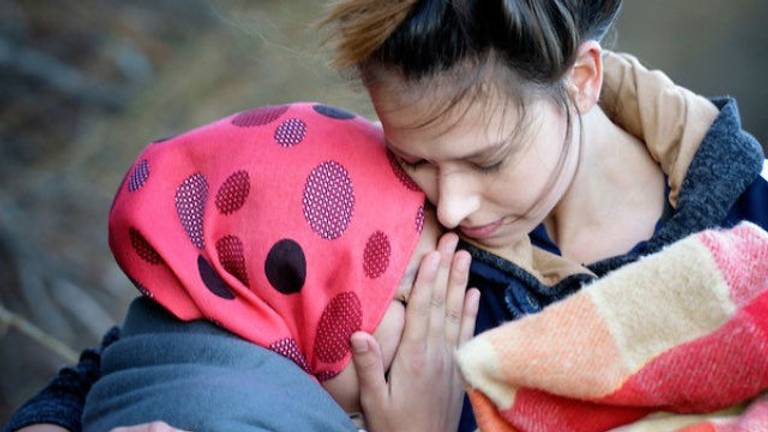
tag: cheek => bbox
[372,301,406,371]
[493,130,571,213]
[493,164,549,211]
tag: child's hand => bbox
[349,232,480,432]
[15,423,189,432]
[15,426,70,432]
[110,422,190,432]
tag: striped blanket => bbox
[456,222,768,432]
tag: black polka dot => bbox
[387,150,421,191]
[265,239,306,294]
[415,205,425,233]
[175,173,208,249]
[312,104,355,120]
[314,292,362,363]
[302,161,355,240]
[128,159,150,192]
[315,370,340,382]
[232,105,289,127]
[128,276,153,298]
[363,231,391,279]
[274,118,307,147]
[129,227,163,264]
[216,235,249,287]
[269,338,310,372]
[216,170,250,215]
[198,255,235,300]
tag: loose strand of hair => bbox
[319,0,419,69]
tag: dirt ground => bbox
[1,0,766,424]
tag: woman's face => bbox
[368,77,580,249]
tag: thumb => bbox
[350,331,387,407]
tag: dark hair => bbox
[322,0,623,217]
[324,0,621,82]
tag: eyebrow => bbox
[387,139,510,162]
[462,140,509,161]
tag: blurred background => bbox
[1,0,766,424]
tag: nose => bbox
[435,169,480,229]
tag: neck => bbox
[544,105,666,263]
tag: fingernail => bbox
[351,336,368,354]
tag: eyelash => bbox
[477,159,504,174]
[398,157,504,174]
[399,159,425,169]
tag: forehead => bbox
[369,81,527,160]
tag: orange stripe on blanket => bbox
[488,293,627,399]
[588,236,734,376]
[469,389,519,432]
[677,423,717,432]
[597,291,768,413]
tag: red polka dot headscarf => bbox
[109,102,426,381]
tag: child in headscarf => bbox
[82,102,458,431]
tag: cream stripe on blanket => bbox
[457,222,768,432]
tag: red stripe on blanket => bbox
[743,279,768,336]
[699,225,768,307]
[597,292,768,413]
[507,388,650,432]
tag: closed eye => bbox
[398,153,505,174]
[398,157,427,169]
[475,159,505,174]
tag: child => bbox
[81,102,455,431]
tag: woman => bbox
[8,0,768,431]
[321,0,767,429]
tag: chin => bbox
[469,237,504,249]
[465,230,510,248]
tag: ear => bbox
[566,40,603,114]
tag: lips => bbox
[459,218,503,239]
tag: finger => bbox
[350,332,387,408]
[403,251,440,343]
[111,422,189,432]
[458,288,481,345]
[428,233,459,343]
[445,250,471,346]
